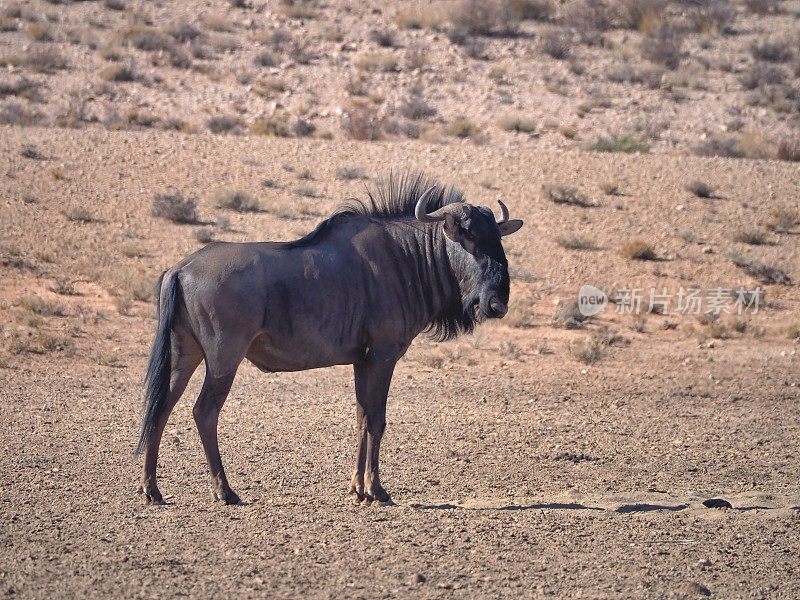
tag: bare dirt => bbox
[1,126,799,598]
[1,1,800,597]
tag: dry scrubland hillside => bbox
[0,0,799,159]
[2,2,800,599]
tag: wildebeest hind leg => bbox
[140,336,202,505]
[193,368,240,504]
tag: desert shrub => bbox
[279,0,317,19]
[126,28,173,52]
[292,118,315,137]
[26,23,53,42]
[444,118,481,139]
[168,20,203,43]
[254,49,277,67]
[613,0,665,30]
[369,29,396,48]
[151,192,198,224]
[777,134,800,162]
[62,207,96,223]
[694,135,743,158]
[19,295,67,317]
[50,278,78,296]
[686,0,735,34]
[743,0,780,14]
[16,47,68,73]
[552,299,589,329]
[399,91,437,120]
[341,102,383,140]
[766,208,799,233]
[194,227,215,243]
[511,0,553,20]
[462,37,488,60]
[733,228,768,245]
[0,102,44,125]
[556,233,595,250]
[0,16,18,32]
[207,115,239,134]
[99,63,138,82]
[498,114,536,133]
[355,52,398,73]
[540,28,571,59]
[726,251,790,284]
[751,39,793,63]
[383,118,421,139]
[20,145,43,159]
[739,63,787,90]
[619,240,657,260]
[562,0,611,44]
[201,14,235,33]
[215,189,260,212]
[542,184,593,207]
[686,180,714,198]
[104,0,126,10]
[450,0,522,36]
[641,24,683,69]
[404,43,429,71]
[336,166,367,180]
[568,335,604,364]
[589,133,648,153]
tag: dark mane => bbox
[285,171,465,249]
[284,172,474,342]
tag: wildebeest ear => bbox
[499,219,523,237]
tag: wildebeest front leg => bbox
[348,403,368,502]
[193,369,240,505]
[352,354,397,504]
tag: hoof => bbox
[348,482,365,504]
[138,484,165,506]
[364,485,391,504]
[215,488,241,505]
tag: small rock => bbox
[412,574,426,584]
[702,246,713,254]
[698,558,711,567]
[702,498,732,509]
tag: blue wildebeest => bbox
[136,173,523,505]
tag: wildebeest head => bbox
[416,187,523,320]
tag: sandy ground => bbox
[1,126,799,598]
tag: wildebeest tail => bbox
[134,271,179,457]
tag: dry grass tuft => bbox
[589,133,648,153]
[19,295,68,317]
[777,135,800,162]
[336,166,367,180]
[498,114,536,133]
[732,228,768,246]
[99,64,138,82]
[568,335,604,364]
[341,102,383,140]
[151,192,198,224]
[686,180,714,198]
[214,189,261,212]
[26,23,53,42]
[539,28,571,60]
[207,115,239,134]
[542,184,593,207]
[443,118,481,140]
[641,24,683,70]
[619,240,657,261]
[726,251,791,285]
[62,207,96,223]
[355,52,399,73]
[556,233,596,251]
[766,208,798,233]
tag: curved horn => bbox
[414,187,441,222]
[496,199,510,224]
